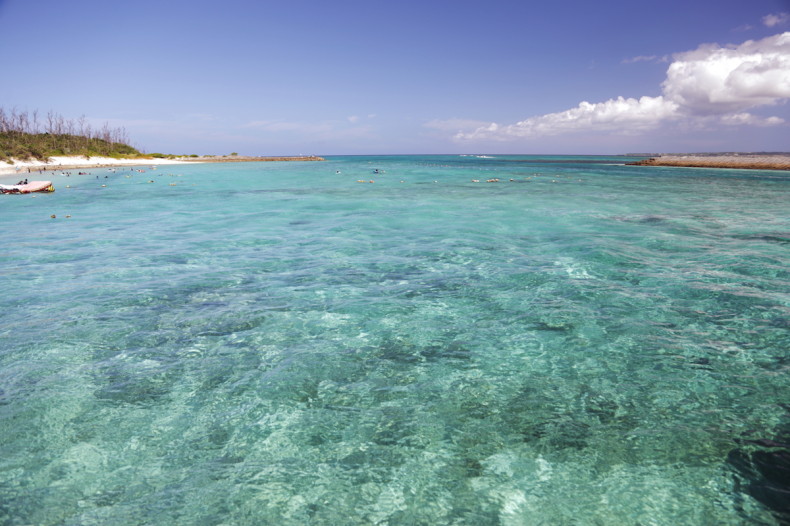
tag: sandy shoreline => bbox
[0,156,192,180]
[628,154,790,170]
[0,155,324,180]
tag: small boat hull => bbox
[1,181,55,194]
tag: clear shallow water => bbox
[1,155,788,525]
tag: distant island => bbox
[627,153,790,170]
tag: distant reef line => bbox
[627,154,790,171]
[180,155,324,163]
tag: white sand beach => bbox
[0,156,193,179]
[0,155,324,181]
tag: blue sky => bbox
[1,0,788,155]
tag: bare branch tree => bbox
[46,110,55,134]
[1,106,139,160]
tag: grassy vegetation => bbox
[0,108,144,163]
[0,131,143,163]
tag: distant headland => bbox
[0,107,323,178]
[627,153,790,170]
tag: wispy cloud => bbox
[455,32,790,142]
[243,118,375,141]
[245,120,334,134]
[622,55,670,64]
[734,24,754,32]
[423,118,493,133]
[763,12,789,27]
[719,113,785,126]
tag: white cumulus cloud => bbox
[663,32,790,115]
[458,96,679,141]
[455,32,790,142]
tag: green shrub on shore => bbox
[0,108,143,163]
[0,131,142,162]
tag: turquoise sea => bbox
[1,155,789,525]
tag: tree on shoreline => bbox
[0,108,140,162]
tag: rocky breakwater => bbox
[628,154,790,171]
